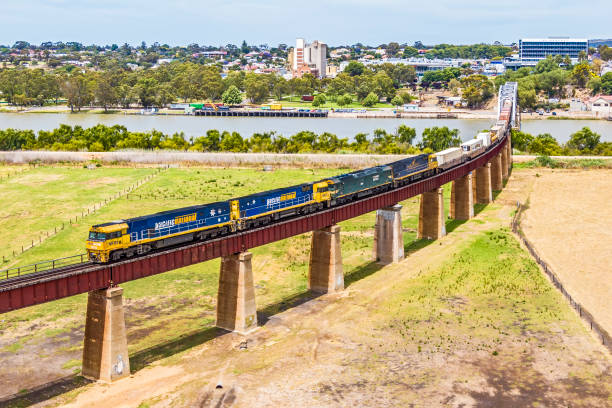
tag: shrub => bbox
[362,92,379,107]
[312,94,326,107]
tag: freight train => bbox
[86,85,517,263]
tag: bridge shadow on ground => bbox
[0,375,92,408]
[446,219,468,234]
[474,203,488,216]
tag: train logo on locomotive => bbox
[154,213,197,230]
[266,192,297,208]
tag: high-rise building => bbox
[519,38,588,61]
[292,38,327,78]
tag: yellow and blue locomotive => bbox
[86,153,440,263]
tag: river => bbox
[0,113,610,143]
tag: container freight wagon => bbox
[328,166,393,204]
[387,154,433,184]
[461,138,485,159]
[434,147,464,170]
[86,202,232,262]
[234,183,316,225]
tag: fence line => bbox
[511,203,611,353]
[1,167,167,265]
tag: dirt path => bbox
[521,169,612,335]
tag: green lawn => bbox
[0,166,157,266]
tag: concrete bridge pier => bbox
[373,204,404,264]
[490,153,503,191]
[501,144,509,180]
[417,188,446,240]
[475,163,493,204]
[450,174,474,220]
[507,135,513,170]
[308,225,344,293]
[216,252,258,334]
[82,287,130,382]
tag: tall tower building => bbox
[292,38,327,78]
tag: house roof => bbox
[589,95,612,103]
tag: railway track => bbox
[0,261,94,292]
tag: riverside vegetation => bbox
[1,123,610,156]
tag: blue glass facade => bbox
[519,39,588,60]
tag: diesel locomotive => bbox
[87,83,517,263]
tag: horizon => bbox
[1,0,610,48]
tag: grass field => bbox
[0,166,610,406]
[0,166,158,266]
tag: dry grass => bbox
[0,151,409,169]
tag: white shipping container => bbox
[435,147,462,166]
[476,132,491,147]
[461,138,483,152]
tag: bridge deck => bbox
[0,136,507,313]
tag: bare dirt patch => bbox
[84,177,120,187]
[521,169,612,334]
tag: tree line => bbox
[0,61,423,110]
[511,127,611,156]
[0,124,464,154]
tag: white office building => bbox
[292,38,327,78]
[519,38,588,62]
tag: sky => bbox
[1,0,610,47]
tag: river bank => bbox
[0,112,610,143]
[1,104,607,121]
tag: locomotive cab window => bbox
[317,186,329,192]
[88,232,106,241]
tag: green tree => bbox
[419,127,461,151]
[571,62,593,88]
[510,130,534,152]
[272,77,288,101]
[362,92,379,107]
[567,127,600,151]
[312,94,326,107]
[219,131,246,152]
[336,94,352,107]
[600,46,612,61]
[344,61,365,76]
[385,42,400,57]
[244,74,269,103]
[222,85,242,105]
[528,134,561,155]
[94,74,117,112]
[396,125,416,145]
[60,73,93,112]
[391,95,403,106]
[460,75,494,108]
[402,46,419,58]
[134,77,158,108]
[201,66,224,100]
[600,72,612,94]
